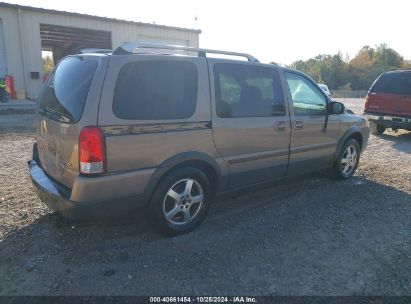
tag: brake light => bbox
[364,95,370,110]
[79,126,106,175]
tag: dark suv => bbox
[364,69,411,134]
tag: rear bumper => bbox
[364,112,411,129]
[29,160,147,220]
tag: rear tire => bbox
[148,167,211,236]
[369,121,386,135]
[331,139,360,180]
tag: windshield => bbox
[38,56,99,123]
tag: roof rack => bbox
[113,43,259,62]
[389,68,411,71]
[78,48,112,54]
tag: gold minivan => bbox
[29,44,369,235]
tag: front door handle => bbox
[274,121,286,131]
[295,120,304,129]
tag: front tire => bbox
[332,139,360,180]
[369,121,386,135]
[148,167,211,236]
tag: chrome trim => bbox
[364,113,411,123]
[101,121,212,136]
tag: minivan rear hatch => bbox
[36,55,103,189]
[367,71,411,116]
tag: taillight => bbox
[79,126,106,175]
[364,94,370,110]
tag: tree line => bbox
[283,44,411,91]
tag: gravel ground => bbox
[0,99,410,296]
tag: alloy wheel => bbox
[340,144,358,177]
[162,178,204,225]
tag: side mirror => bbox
[327,101,345,115]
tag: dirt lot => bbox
[0,99,410,296]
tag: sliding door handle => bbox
[274,121,286,131]
[295,120,304,129]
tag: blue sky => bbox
[10,0,411,65]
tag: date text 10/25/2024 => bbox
[149,297,257,303]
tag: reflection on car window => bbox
[113,61,198,120]
[38,57,98,123]
[285,72,326,115]
[371,72,411,95]
[214,63,286,118]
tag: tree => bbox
[348,44,405,89]
[43,56,54,74]
[287,44,408,91]
[290,54,347,89]
[374,43,403,67]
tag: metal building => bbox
[0,2,200,99]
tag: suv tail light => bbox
[364,94,370,110]
[79,126,106,175]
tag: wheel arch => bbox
[332,127,364,164]
[144,152,224,204]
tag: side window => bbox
[285,72,327,115]
[38,57,99,123]
[113,61,198,120]
[214,63,286,118]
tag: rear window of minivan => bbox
[113,61,198,120]
[370,72,411,95]
[38,56,98,123]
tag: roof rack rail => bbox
[113,43,259,63]
[78,48,112,54]
[389,68,411,71]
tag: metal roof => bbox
[0,2,201,34]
